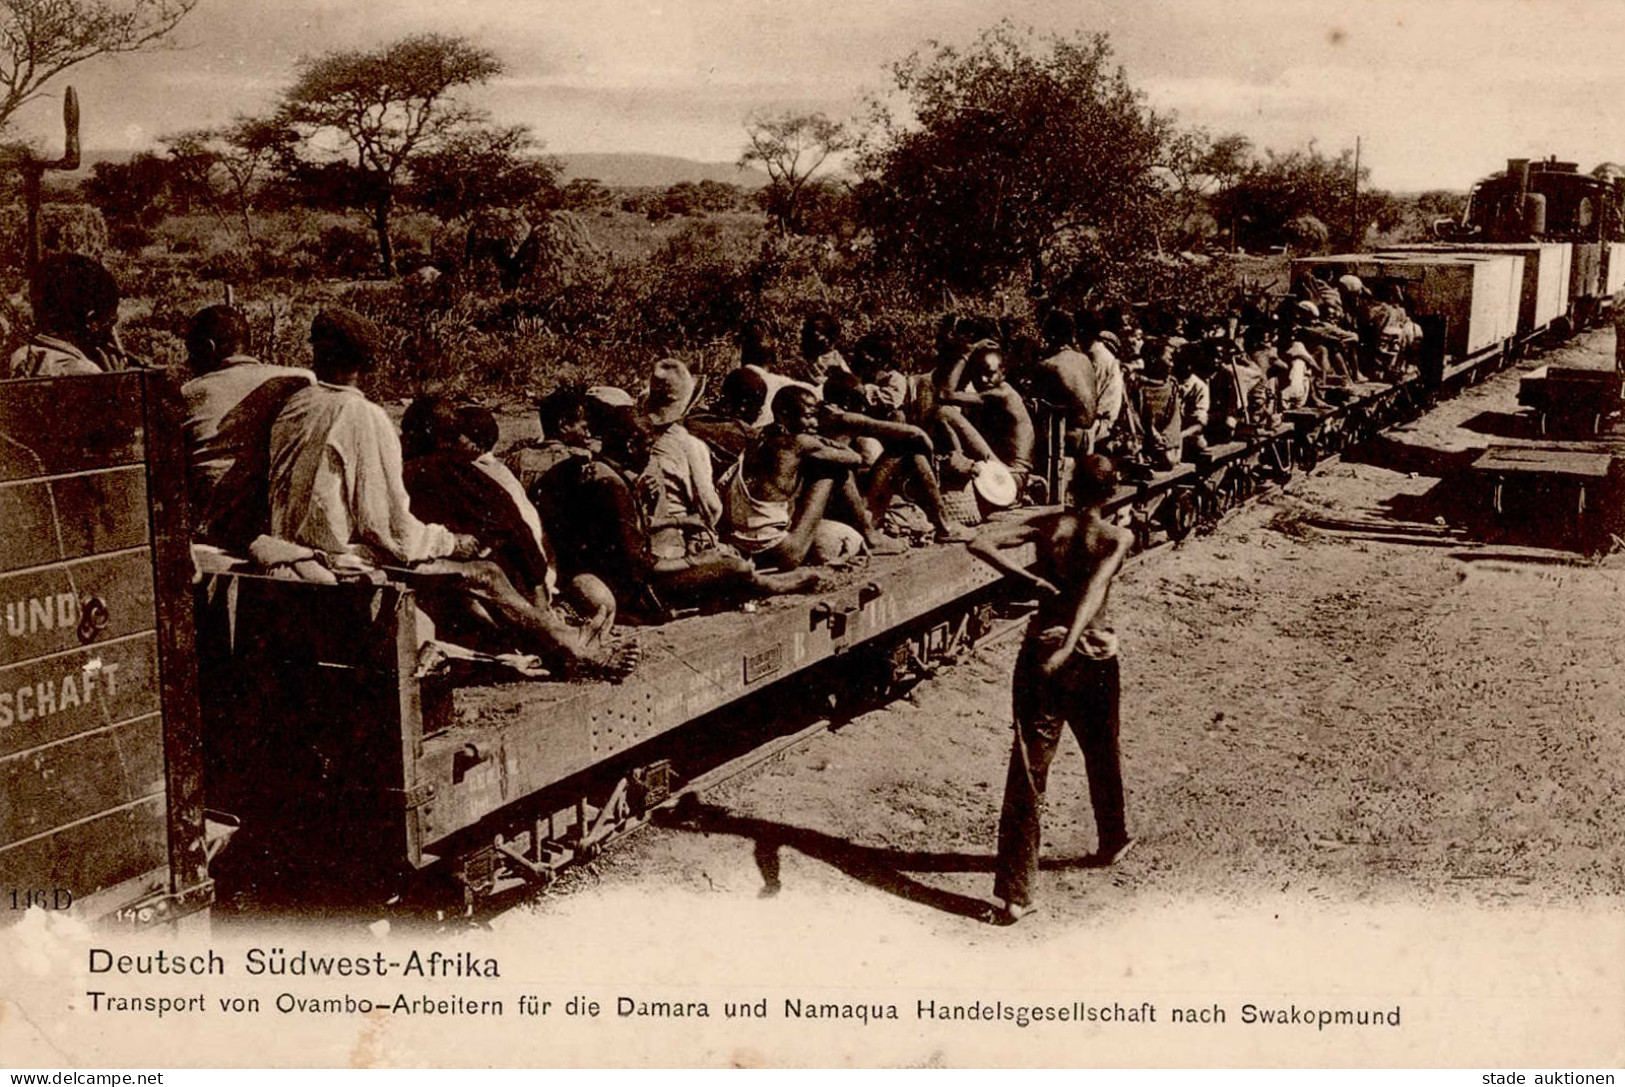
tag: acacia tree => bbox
[0,0,196,134]
[1209,143,1374,252]
[406,123,560,223]
[1158,129,1254,249]
[162,116,289,243]
[739,110,851,234]
[275,33,503,275]
[856,22,1170,295]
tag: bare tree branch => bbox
[0,0,197,133]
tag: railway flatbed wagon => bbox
[1468,442,1623,552]
[195,532,1037,903]
[0,370,213,929]
[1518,362,1625,435]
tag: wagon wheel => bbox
[1234,466,1257,502]
[1165,488,1199,541]
[1591,413,1604,437]
[1492,478,1504,518]
[1575,484,1589,547]
[1270,438,1296,484]
[1300,431,1323,471]
[1537,412,1549,438]
[1130,510,1154,553]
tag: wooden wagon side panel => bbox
[416,541,1029,852]
[0,370,210,926]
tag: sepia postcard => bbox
[2,0,1623,1070]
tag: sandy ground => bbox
[508,329,1625,937]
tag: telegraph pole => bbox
[1350,136,1362,249]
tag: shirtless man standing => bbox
[969,454,1135,923]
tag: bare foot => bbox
[756,568,824,595]
[982,899,1040,925]
[935,521,977,544]
[865,534,912,556]
[593,639,640,683]
[579,606,615,653]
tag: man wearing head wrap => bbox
[638,357,724,553]
[1083,324,1128,445]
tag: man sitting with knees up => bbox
[937,341,1035,507]
[723,384,869,568]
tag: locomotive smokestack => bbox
[1508,158,1531,201]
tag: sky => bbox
[6,0,1625,191]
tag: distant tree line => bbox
[28,16,1460,299]
[727,21,1442,306]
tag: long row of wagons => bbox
[6,159,1625,923]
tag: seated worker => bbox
[1082,319,1128,445]
[504,384,594,494]
[1203,335,1251,443]
[685,366,767,470]
[181,304,314,548]
[723,384,869,567]
[937,342,1035,501]
[738,317,778,371]
[821,372,978,542]
[1362,283,1419,381]
[848,327,914,422]
[457,404,555,565]
[1274,340,1315,412]
[843,328,927,454]
[1129,338,1184,471]
[1035,309,1117,455]
[402,397,620,659]
[532,393,651,613]
[798,310,851,390]
[1287,299,1360,387]
[270,310,635,679]
[1300,272,1347,327]
[1172,340,1211,457]
[540,396,820,614]
[401,396,555,601]
[638,357,727,558]
[932,334,1030,476]
[1235,325,1282,433]
[270,309,468,567]
[9,254,125,378]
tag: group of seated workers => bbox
[165,291,1062,684]
[1032,279,1422,476]
[6,250,1423,686]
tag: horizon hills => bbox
[70,149,771,192]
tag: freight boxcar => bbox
[1384,243,1573,340]
[1292,252,1524,370]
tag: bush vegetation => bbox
[1,21,1458,410]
